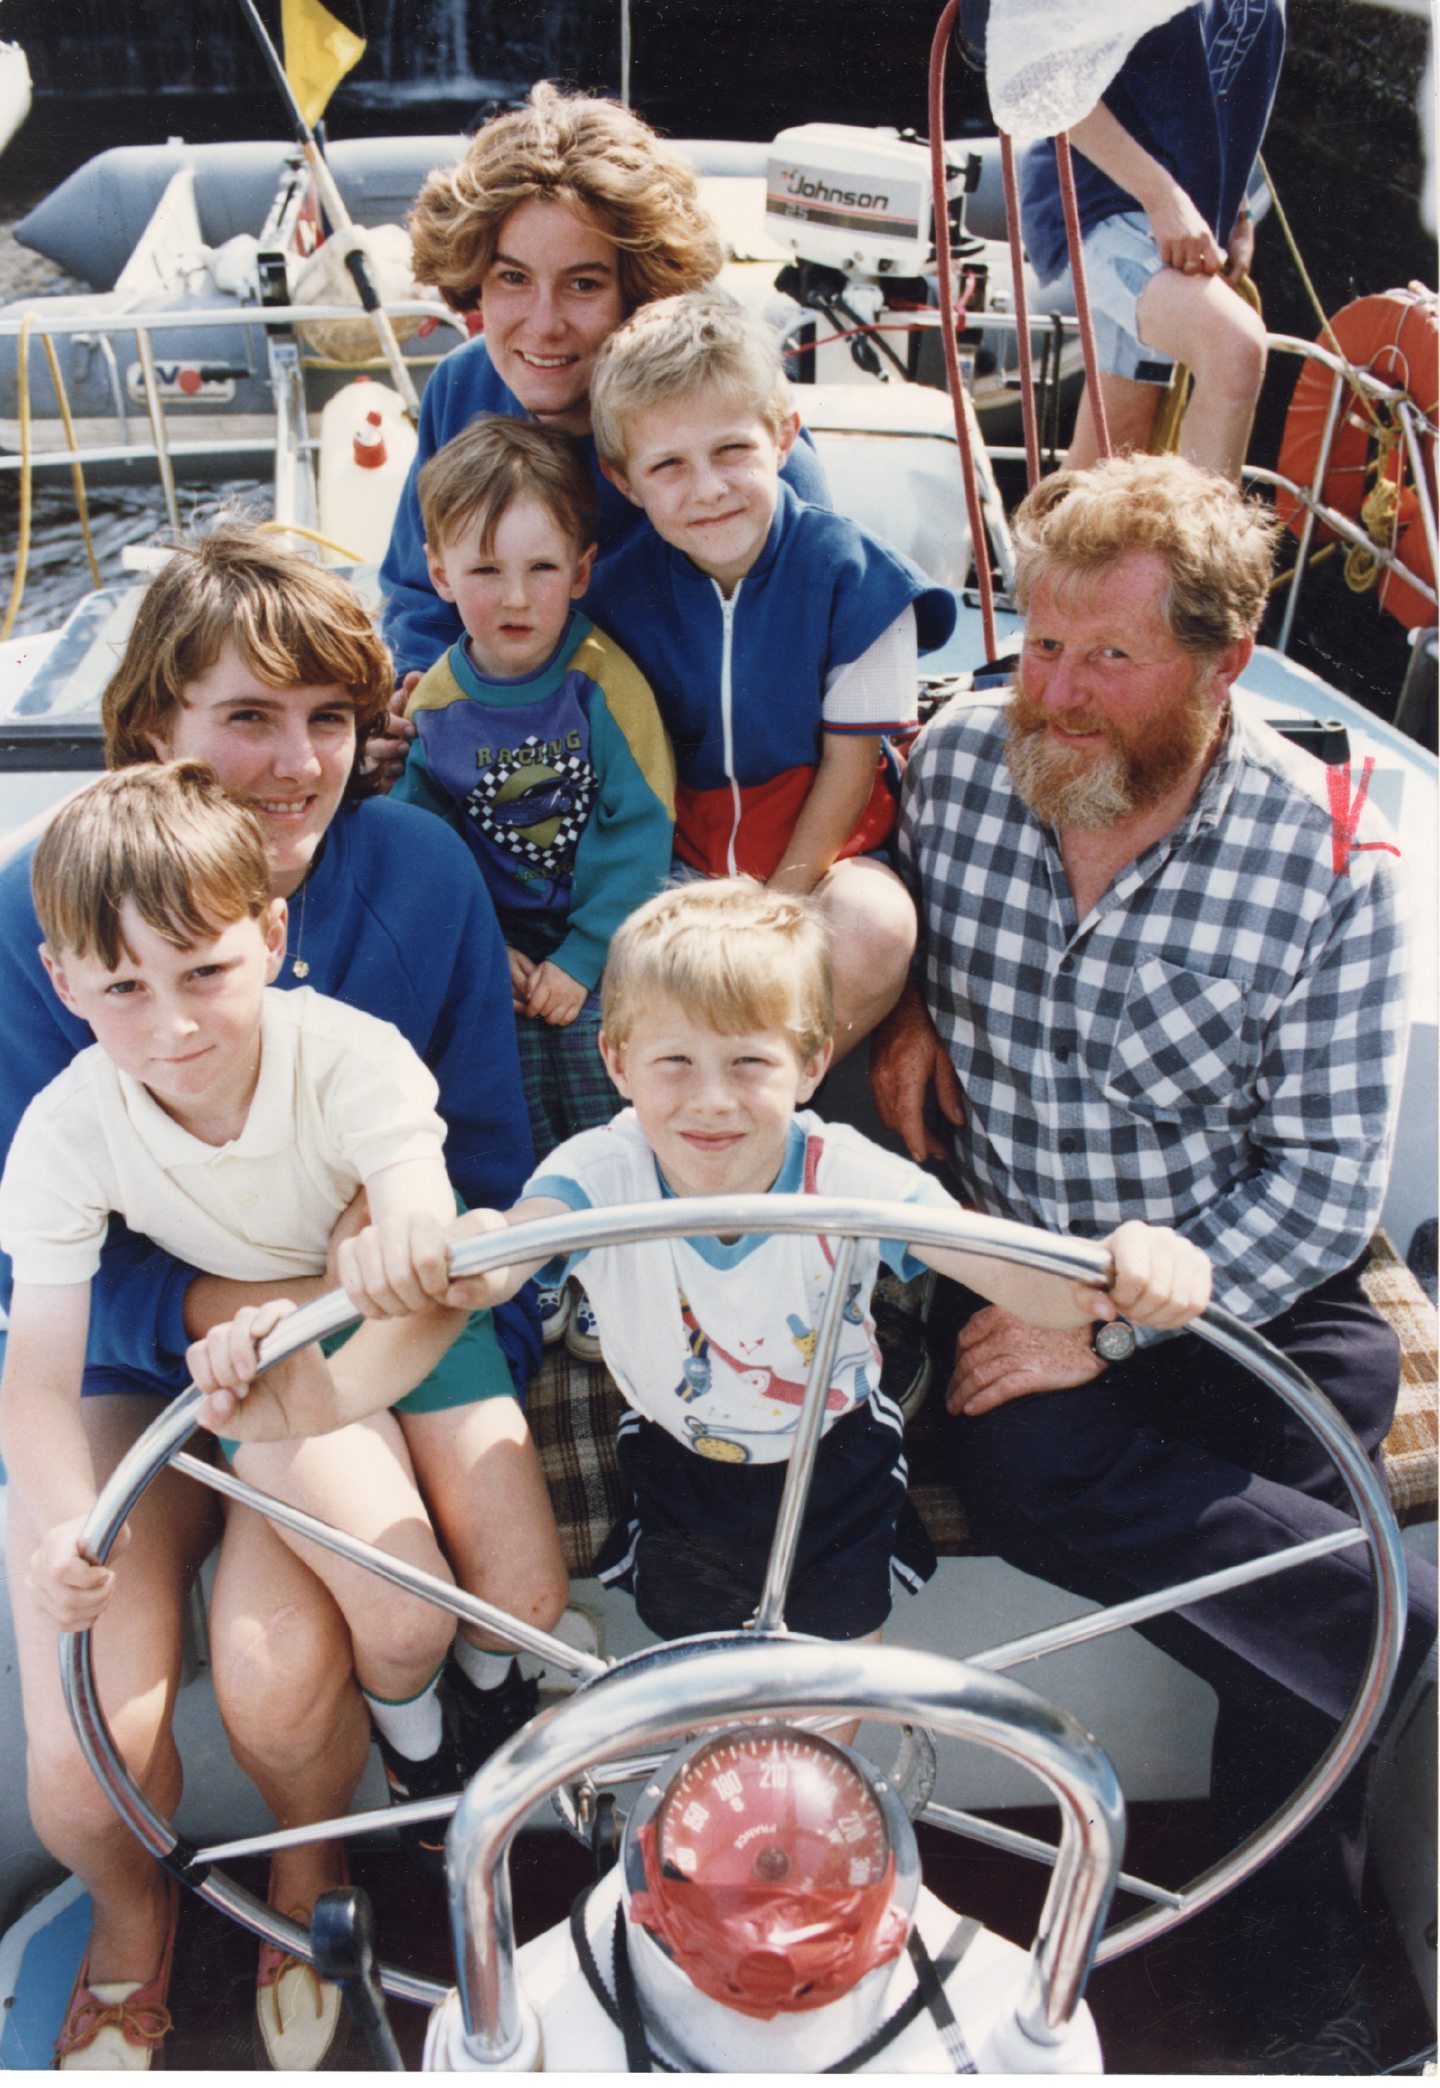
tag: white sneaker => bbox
[536,1279,571,1345]
[564,1283,603,1363]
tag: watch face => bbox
[1094,1319,1136,1362]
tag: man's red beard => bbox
[1004,676,1223,828]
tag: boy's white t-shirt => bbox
[527,1108,956,1464]
[0,986,446,1286]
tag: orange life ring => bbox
[1276,286,1438,630]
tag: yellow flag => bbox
[281,0,366,129]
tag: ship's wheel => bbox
[63,1197,1409,2056]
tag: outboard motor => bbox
[761,122,988,391]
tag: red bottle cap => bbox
[354,409,386,469]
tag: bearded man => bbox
[870,451,1433,2064]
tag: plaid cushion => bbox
[1363,1229,1439,1525]
[526,1345,629,1577]
[526,1229,1438,1577]
[901,1389,972,1556]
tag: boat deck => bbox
[5,1806,1434,2071]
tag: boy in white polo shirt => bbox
[0,761,564,1892]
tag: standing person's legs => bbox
[1066,372,1164,470]
[1068,208,1267,482]
[9,1393,218,2061]
[1066,209,1175,469]
[1134,268,1268,483]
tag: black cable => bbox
[611,1906,658,2072]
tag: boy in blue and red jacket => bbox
[587,290,956,1059]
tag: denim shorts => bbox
[1081,210,1176,386]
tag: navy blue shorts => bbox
[596,1397,935,1641]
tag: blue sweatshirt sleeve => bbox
[379,360,470,681]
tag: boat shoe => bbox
[53,1874,178,2070]
[254,1906,347,2071]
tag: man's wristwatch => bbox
[1091,1318,1137,1364]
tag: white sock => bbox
[452,1640,517,1692]
[364,1668,444,1759]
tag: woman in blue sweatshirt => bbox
[0,530,562,2071]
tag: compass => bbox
[623,1725,918,2020]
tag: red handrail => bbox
[928,0,999,659]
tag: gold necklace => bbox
[289,871,311,979]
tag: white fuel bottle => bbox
[317,378,418,566]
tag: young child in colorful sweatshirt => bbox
[394,414,675,1354]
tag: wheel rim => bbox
[61,1194,1408,2002]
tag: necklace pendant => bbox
[291,957,310,979]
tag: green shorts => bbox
[391,1305,512,1414]
[219,1306,511,1461]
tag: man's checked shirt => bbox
[898,695,1408,1332]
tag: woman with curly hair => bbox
[379,83,829,684]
